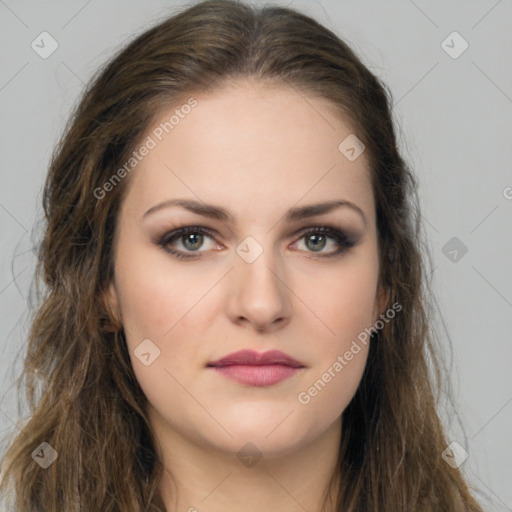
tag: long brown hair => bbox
[0,1,485,510]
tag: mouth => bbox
[207,349,305,387]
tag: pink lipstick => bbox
[207,349,305,387]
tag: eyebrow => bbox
[143,198,367,226]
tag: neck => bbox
[149,407,341,512]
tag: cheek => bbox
[294,273,374,421]
[292,255,378,415]
[114,260,208,415]
[114,242,210,342]
[296,343,369,431]
[113,245,222,389]
[297,251,380,348]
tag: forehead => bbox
[119,80,374,227]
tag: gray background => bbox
[0,0,511,510]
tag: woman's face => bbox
[106,80,388,460]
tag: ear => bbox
[373,283,390,324]
[99,281,123,332]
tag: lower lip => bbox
[210,364,302,387]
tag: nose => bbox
[226,245,293,333]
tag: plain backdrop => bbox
[0,0,511,510]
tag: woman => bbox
[0,0,485,510]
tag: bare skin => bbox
[106,79,388,512]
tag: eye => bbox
[291,225,355,258]
[156,224,355,260]
[156,226,220,260]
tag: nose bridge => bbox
[228,233,292,329]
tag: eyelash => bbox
[156,224,356,261]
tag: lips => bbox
[207,349,305,387]
[207,349,305,369]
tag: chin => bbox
[200,417,315,458]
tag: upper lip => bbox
[207,349,305,368]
